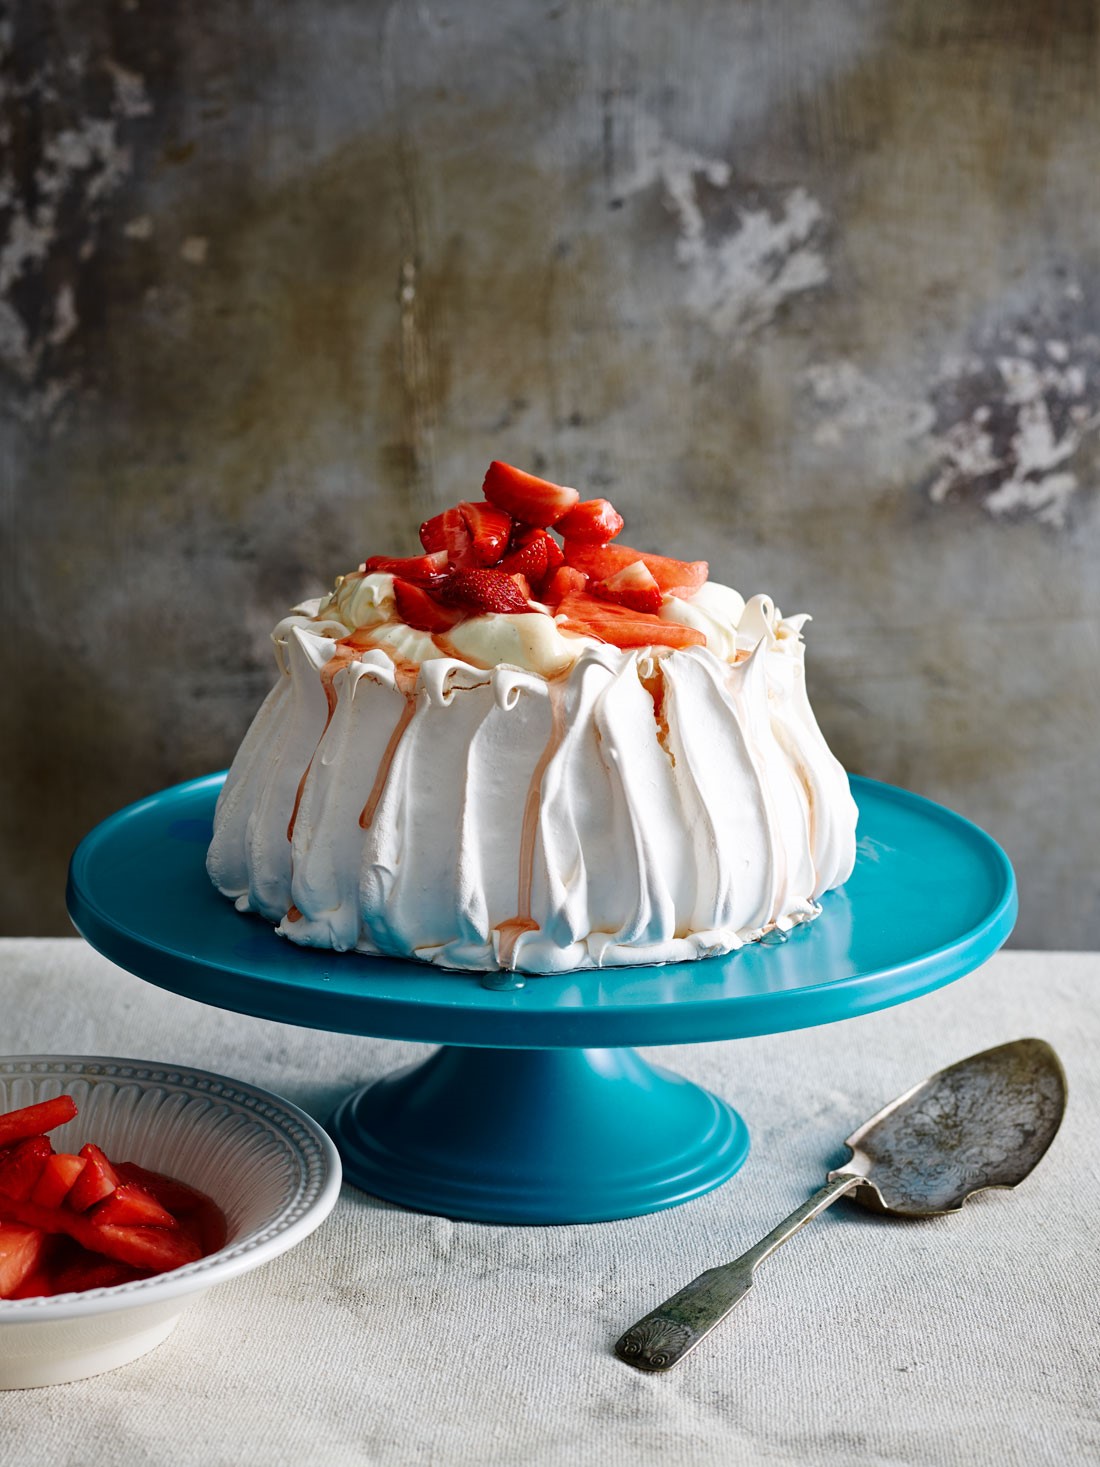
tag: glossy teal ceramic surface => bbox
[329,1046,750,1224]
[67,773,1016,1049]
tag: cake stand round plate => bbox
[67,774,1015,1224]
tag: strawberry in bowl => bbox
[0,1058,340,1389]
[0,1093,226,1300]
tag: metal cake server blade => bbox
[615,1037,1066,1372]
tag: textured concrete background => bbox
[2,1,1098,944]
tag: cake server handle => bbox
[614,1173,860,1372]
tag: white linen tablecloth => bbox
[0,939,1096,1467]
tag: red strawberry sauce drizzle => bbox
[494,680,568,969]
[286,646,357,842]
[358,696,419,831]
[282,463,714,948]
[286,642,420,845]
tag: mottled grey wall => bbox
[3,1,1099,945]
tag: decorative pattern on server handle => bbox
[614,1176,854,1371]
[615,1315,697,1372]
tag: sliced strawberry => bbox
[65,1143,120,1213]
[563,541,708,596]
[457,500,512,565]
[113,1163,213,1218]
[0,1187,218,1278]
[499,529,564,589]
[0,1094,77,1147]
[30,1152,86,1208]
[0,1223,47,1298]
[86,1222,201,1272]
[6,1228,64,1298]
[0,1136,53,1202]
[498,540,547,582]
[7,1265,55,1299]
[542,533,565,572]
[0,1198,52,1232]
[438,569,531,615]
[543,565,588,606]
[0,1193,204,1273]
[392,578,465,633]
[419,512,448,553]
[442,507,471,563]
[555,497,625,544]
[92,1183,178,1229]
[423,500,513,567]
[510,573,533,602]
[555,591,707,650]
[593,559,663,615]
[363,551,449,584]
[48,1248,151,1295]
[174,1201,227,1256]
[482,461,580,527]
[116,1164,227,1254]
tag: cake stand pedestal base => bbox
[329,1046,749,1224]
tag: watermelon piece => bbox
[65,1143,120,1213]
[0,1223,47,1298]
[92,1183,178,1229]
[0,1136,53,1202]
[563,541,708,596]
[0,1095,77,1148]
[30,1152,86,1208]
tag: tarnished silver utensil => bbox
[615,1037,1066,1372]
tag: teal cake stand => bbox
[66,775,1016,1224]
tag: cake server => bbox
[615,1037,1066,1372]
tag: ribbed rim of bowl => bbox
[0,1055,343,1321]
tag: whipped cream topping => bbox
[208,578,858,974]
[315,570,606,677]
[312,569,812,681]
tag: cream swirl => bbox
[314,569,816,681]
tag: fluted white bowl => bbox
[0,1056,341,1389]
